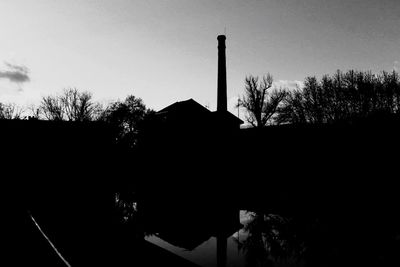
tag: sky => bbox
[0,0,399,118]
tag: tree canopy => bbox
[100,95,155,148]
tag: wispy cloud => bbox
[273,80,304,91]
[0,62,30,83]
[0,62,31,93]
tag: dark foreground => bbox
[2,118,400,266]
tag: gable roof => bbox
[157,99,209,115]
[156,98,243,127]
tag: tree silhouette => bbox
[101,95,155,149]
[238,74,287,128]
[61,88,102,121]
[0,103,24,119]
[40,88,102,121]
[40,95,64,120]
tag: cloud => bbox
[0,62,30,83]
[0,62,30,93]
[273,80,304,91]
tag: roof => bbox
[157,99,209,116]
[156,98,243,127]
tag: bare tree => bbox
[40,88,102,121]
[61,88,102,121]
[40,95,64,120]
[275,89,307,125]
[0,103,24,119]
[238,74,287,128]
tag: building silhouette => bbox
[155,35,243,131]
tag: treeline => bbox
[0,88,154,148]
[239,70,400,127]
[277,70,400,124]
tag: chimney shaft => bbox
[217,35,227,112]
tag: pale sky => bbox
[0,0,399,117]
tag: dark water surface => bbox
[146,211,250,267]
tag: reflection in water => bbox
[144,210,249,267]
[146,234,246,267]
[233,212,306,267]
[140,205,400,267]
[145,210,306,267]
[115,192,138,224]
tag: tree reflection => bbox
[235,212,306,267]
[114,192,138,224]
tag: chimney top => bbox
[217,35,226,41]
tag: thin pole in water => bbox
[29,211,72,267]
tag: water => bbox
[145,210,253,267]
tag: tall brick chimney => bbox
[217,35,227,112]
